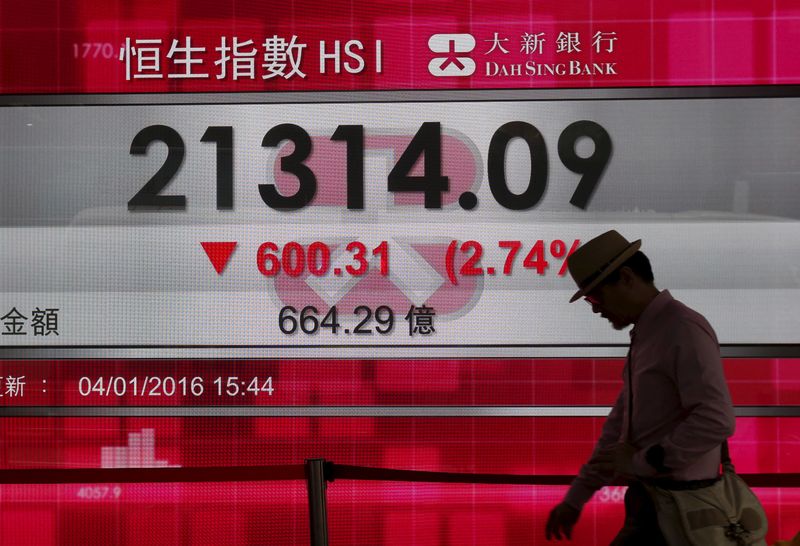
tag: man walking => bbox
[545,230,736,544]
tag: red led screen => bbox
[2,0,799,544]
[0,359,798,544]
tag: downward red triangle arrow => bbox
[201,242,237,275]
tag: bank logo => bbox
[274,240,481,318]
[271,132,483,318]
[428,34,475,77]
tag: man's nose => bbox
[590,302,602,314]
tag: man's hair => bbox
[604,251,654,284]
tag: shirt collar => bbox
[630,289,672,339]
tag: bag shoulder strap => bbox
[721,439,736,473]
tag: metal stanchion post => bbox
[305,459,329,546]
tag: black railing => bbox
[1,463,798,545]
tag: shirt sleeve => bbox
[658,319,736,471]
[564,389,625,510]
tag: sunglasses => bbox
[583,283,608,306]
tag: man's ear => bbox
[617,266,637,287]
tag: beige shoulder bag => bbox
[642,442,768,546]
[625,342,768,545]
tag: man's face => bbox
[584,278,633,330]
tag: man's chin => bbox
[610,319,629,330]
[600,314,630,330]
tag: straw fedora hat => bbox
[566,230,641,303]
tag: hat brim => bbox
[569,240,642,303]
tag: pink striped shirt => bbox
[565,290,736,509]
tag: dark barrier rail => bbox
[2,463,799,545]
[2,464,797,487]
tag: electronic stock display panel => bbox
[1,1,799,544]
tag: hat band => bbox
[578,246,634,290]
